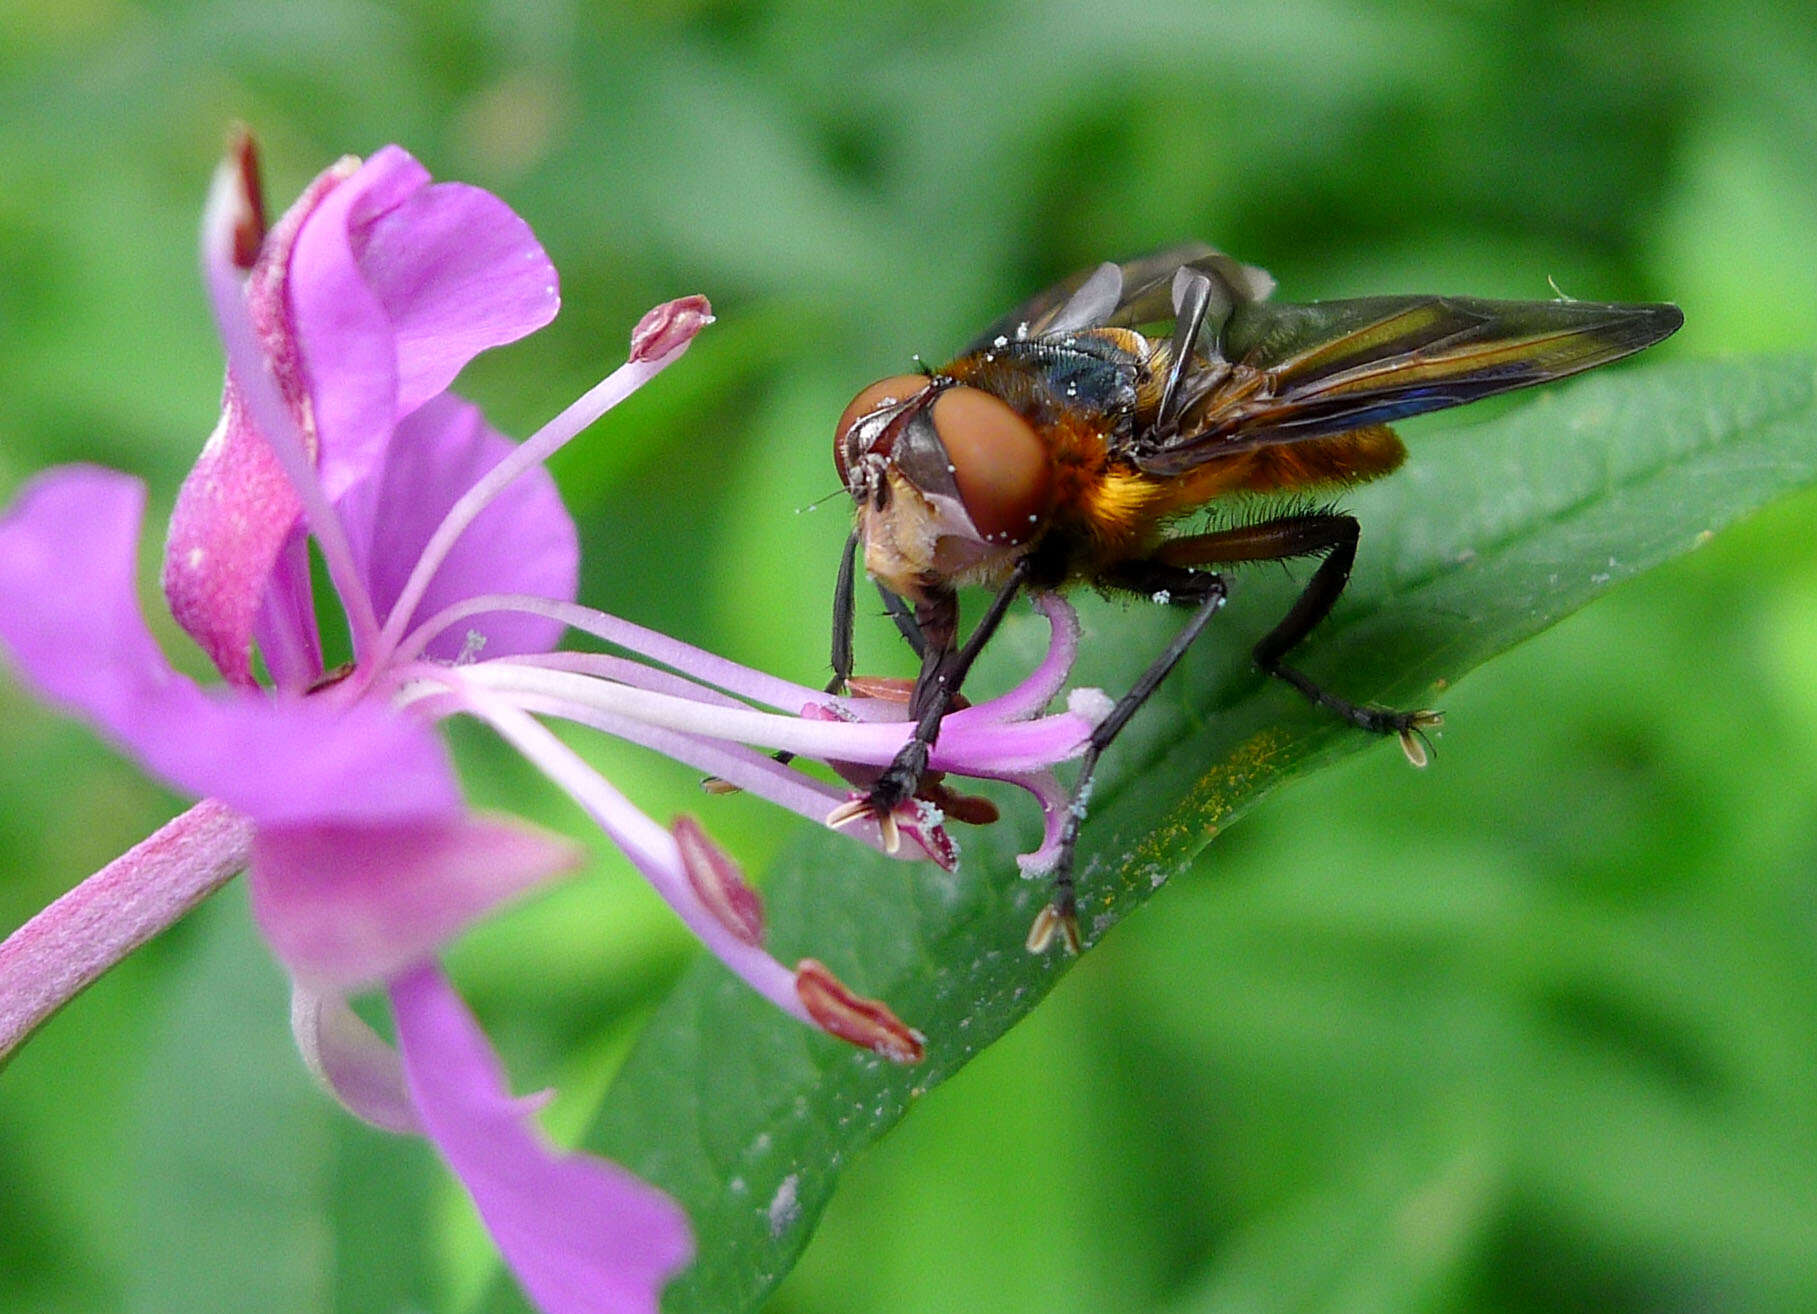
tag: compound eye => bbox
[930,386,1052,545]
[834,374,929,485]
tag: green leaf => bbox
[479,353,1817,1314]
[126,890,334,1314]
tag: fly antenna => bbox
[795,486,848,514]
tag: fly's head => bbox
[834,373,1054,605]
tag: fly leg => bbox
[1028,562,1227,955]
[826,526,860,695]
[829,528,928,693]
[877,583,930,663]
[1157,512,1441,765]
[827,558,1032,844]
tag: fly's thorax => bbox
[949,327,1150,426]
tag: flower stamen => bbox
[373,301,713,665]
[672,817,765,948]
[794,959,925,1064]
[393,592,820,711]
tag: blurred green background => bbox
[3,2,1816,1312]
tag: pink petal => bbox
[164,160,352,684]
[349,160,561,415]
[289,146,559,501]
[3,467,179,717]
[251,813,583,990]
[252,523,325,691]
[188,696,463,827]
[167,145,560,684]
[290,984,421,1134]
[284,151,411,502]
[390,965,693,1314]
[0,467,460,827]
[163,401,302,684]
[337,393,578,660]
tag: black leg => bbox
[1154,512,1440,765]
[828,531,928,697]
[877,583,930,662]
[827,559,1032,842]
[1028,567,1228,955]
[827,527,860,695]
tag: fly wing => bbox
[962,244,1275,352]
[1136,294,1684,474]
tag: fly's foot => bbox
[826,742,962,869]
[1266,661,1443,768]
[1025,899,1082,956]
[825,791,907,853]
[1388,708,1443,768]
[826,789,960,870]
[859,746,926,823]
[1343,701,1443,767]
[1348,705,1443,767]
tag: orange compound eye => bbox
[834,374,930,485]
[930,386,1052,545]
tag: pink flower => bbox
[0,137,1102,1312]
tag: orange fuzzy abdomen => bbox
[1145,423,1408,516]
[1054,421,1409,570]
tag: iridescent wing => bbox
[1134,293,1684,475]
[962,244,1275,352]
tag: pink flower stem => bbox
[0,799,253,1067]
